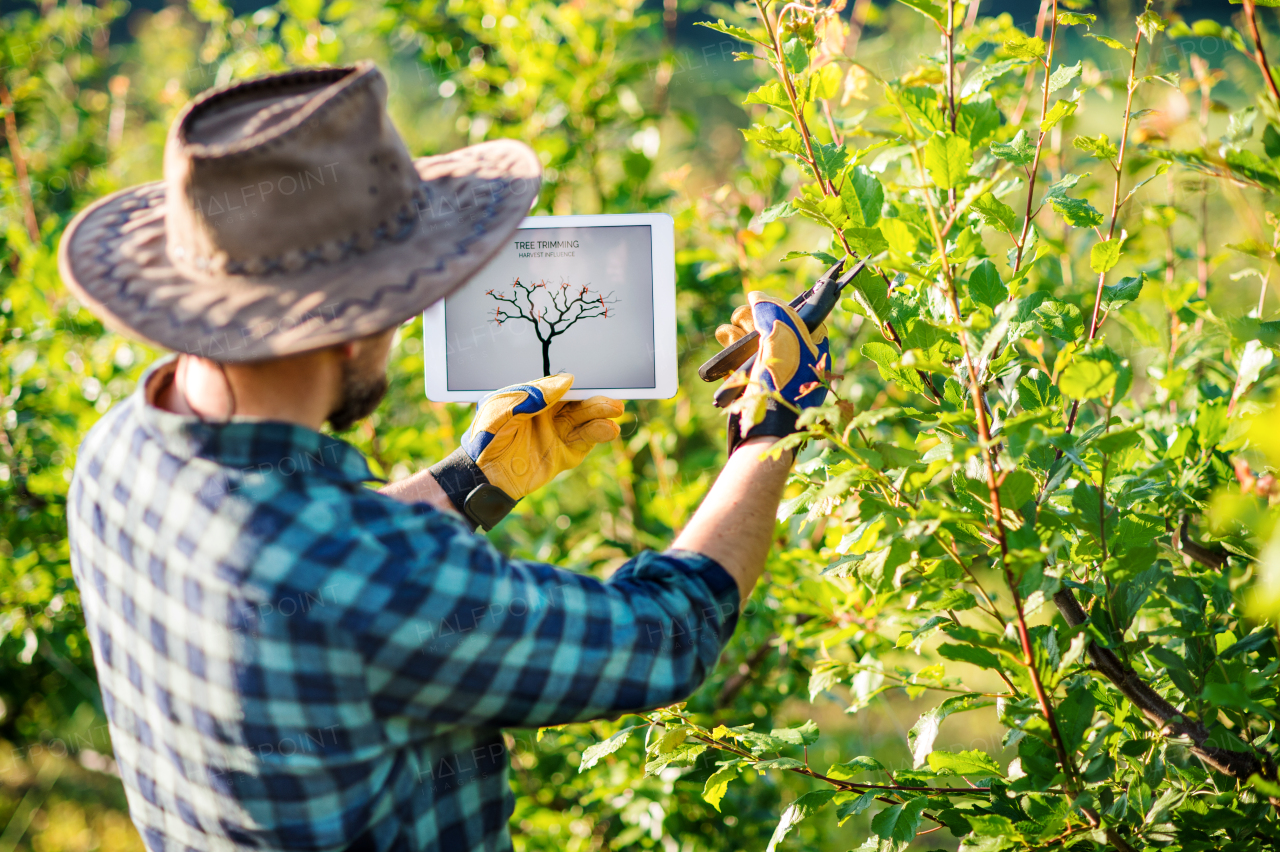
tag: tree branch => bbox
[1053,589,1278,793]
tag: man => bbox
[60,62,833,851]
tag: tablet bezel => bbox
[422,212,677,402]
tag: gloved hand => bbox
[716,292,831,456]
[429,374,624,530]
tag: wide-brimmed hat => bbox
[58,61,541,362]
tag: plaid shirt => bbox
[67,358,739,852]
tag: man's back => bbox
[68,360,739,852]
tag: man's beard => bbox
[327,360,389,431]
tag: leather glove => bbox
[429,374,624,530]
[716,292,830,456]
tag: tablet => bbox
[423,213,676,401]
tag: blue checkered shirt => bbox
[67,358,740,852]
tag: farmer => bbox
[60,63,832,852]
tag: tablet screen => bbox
[442,224,657,391]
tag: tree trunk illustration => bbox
[487,278,619,376]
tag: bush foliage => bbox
[5,1,1280,850]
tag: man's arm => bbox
[672,436,792,602]
[379,469,457,512]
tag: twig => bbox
[1011,0,1060,276]
[1243,0,1280,108]
[753,0,940,405]
[0,77,40,243]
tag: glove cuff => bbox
[428,447,519,532]
[727,400,801,457]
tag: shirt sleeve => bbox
[343,501,741,730]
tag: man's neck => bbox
[154,354,339,431]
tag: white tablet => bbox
[423,213,676,401]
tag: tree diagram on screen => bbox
[487,278,619,376]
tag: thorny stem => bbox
[1011,0,1059,276]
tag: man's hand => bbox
[424,374,623,529]
[462,374,623,499]
[716,292,831,455]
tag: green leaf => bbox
[1086,32,1133,53]
[957,95,1001,146]
[744,81,793,110]
[771,719,821,746]
[1048,194,1103,228]
[1101,274,1144,311]
[1059,358,1118,400]
[743,124,806,157]
[924,133,973,190]
[908,694,994,768]
[871,797,928,842]
[1034,300,1084,341]
[1073,133,1118,160]
[1044,175,1103,227]
[972,192,1019,234]
[1113,566,1161,634]
[760,200,795,224]
[998,469,1037,510]
[1047,61,1082,94]
[927,749,1004,776]
[990,129,1035,167]
[695,19,769,47]
[1004,32,1047,61]
[808,63,843,102]
[1040,98,1078,133]
[899,87,946,133]
[1136,9,1167,40]
[813,142,850,182]
[1203,681,1275,719]
[834,791,878,825]
[968,259,1008,307]
[782,38,808,75]
[844,226,890,256]
[580,725,640,770]
[893,0,946,26]
[938,642,1003,672]
[1265,124,1280,159]
[766,790,837,852]
[841,166,885,227]
[702,761,742,811]
[828,755,887,780]
[961,59,1019,98]
[1090,237,1124,274]
[1057,11,1097,25]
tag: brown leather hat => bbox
[58,61,541,362]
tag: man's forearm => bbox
[380,467,458,513]
[672,436,793,601]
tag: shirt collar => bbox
[131,356,382,484]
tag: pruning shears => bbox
[698,257,868,408]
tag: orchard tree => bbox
[488,277,619,376]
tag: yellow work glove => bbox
[428,374,623,530]
[716,292,830,455]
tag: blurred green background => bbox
[0,0,1271,850]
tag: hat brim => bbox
[58,139,541,363]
